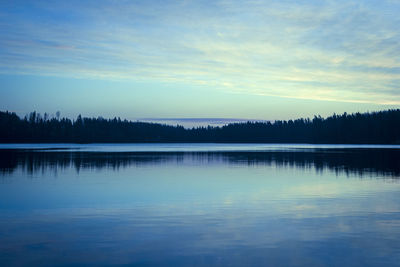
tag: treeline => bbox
[0,109,400,143]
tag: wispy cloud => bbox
[1,0,400,104]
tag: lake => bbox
[1,144,400,266]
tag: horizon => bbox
[3,108,398,129]
[1,0,400,119]
[2,109,399,144]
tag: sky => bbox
[1,0,400,122]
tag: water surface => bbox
[1,144,400,266]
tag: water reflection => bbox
[1,148,399,177]
[1,147,400,266]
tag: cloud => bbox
[0,0,400,104]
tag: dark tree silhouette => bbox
[0,110,399,144]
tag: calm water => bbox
[1,144,400,266]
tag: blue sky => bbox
[1,0,400,121]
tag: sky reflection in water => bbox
[0,145,400,266]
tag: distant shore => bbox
[1,109,399,144]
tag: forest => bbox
[0,109,399,144]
